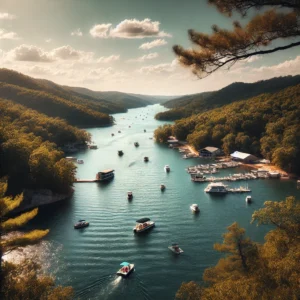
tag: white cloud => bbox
[138,59,178,74]
[71,28,83,37]
[45,38,52,43]
[0,12,16,20]
[139,39,167,50]
[90,19,171,39]
[90,24,112,38]
[8,44,93,62]
[246,55,261,63]
[0,29,18,40]
[97,55,120,63]
[9,45,54,62]
[128,52,159,63]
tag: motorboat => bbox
[96,169,115,182]
[111,133,115,136]
[190,204,200,213]
[144,129,146,132]
[168,243,184,254]
[77,159,84,164]
[89,145,98,149]
[74,219,89,229]
[133,217,155,233]
[164,165,170,172]
[160,184,166,191]
[144,156,149,162]
[204,182,228,193]
[134,142,139,147]
[116,262,134,277]
[127,191,133,200]
[66,156,77,161]
[245,195,252,203]
[118,150,124,156]
[118,130,121,133]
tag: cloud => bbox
[128,52,159,63]
[139,39,167,50]
[8,44,93,62]
[0,12,16,20]
[45,38,52,43]
[90,24,112,38]
[138,59,178,74]
[9,45,54,62]
[0,29,18,40]
[90,19,171,39]
[97,55,120,63]
[71,28,83,37]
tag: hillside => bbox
[154,84,300,174]
[156,75,300,120]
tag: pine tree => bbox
[173,0,300,78]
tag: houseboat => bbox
[133,217,155,233]
[96,169,115,182]
[204,182,228,193]
[116,262,134,277]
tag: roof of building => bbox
[99,169,114,174]
[202,147,219,153]
[230,151,256,160]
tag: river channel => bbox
[27,104,300,300]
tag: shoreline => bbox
[178,144,291,177]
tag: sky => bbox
[0,0,300,95]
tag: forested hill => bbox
[155,75,300,120]
[0,98,91,194]
[154,84,300,174]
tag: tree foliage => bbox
[174,0,300,78]
[176,197,300,300]
[0,180,73,299]
[155,84,300,174]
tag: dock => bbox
[75,179,100,183]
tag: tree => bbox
[176,197,300,300]
[0,179,73,299]
[173,0,300,78]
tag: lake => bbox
[27,104,300,300]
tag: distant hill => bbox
[156,75,300,120]
[0,69,174,127]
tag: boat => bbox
[164,165,170,172]
[96,169,115,182]
[127,191,133,200]
[245,195,252,203]
[160,184,166,191]
[133,217,155,233]
[118,130,121,133]
[134,142,139,147]
[116,262,135,277]
[168,243,184,254]
[77,159,84,164]
[190,204,200,212]
[144,156,149,162]
[144,129,146,132]
[118,150,124,156]
[89,145,98,149]
[111,133,115,136]
[204,182,228,193]
[74,219,89,229]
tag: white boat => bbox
[190,204,200,212]
[245,195,252,203]
[116,262,134,277]
[204,182,228,193]
[66,156,77,161]
[133,217,155,233]
[127,191,133,200]
[77,159,84,164]
[168,243,184,254]
[164,165,170,172]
